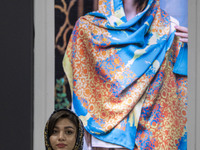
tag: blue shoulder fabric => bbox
[173,43,188,76]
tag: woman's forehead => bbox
[55,118,76,127]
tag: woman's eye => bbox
[52,130,58,134]
[65,130,74,135]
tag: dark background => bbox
[0,0,33,149]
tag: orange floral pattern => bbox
[63,0,187,149]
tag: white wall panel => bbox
[34,0,54,149]
[188,0,199,149]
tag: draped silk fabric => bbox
[63,0,187,149]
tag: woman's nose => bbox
[58,132,66,141]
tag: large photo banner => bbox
[54,0,188,149]
[54,0,188,110]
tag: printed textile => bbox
[63,0,187,149]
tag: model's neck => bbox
[123,0,138,21]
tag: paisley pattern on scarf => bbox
[63,0,187,149]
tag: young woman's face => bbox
[50,118,77,150]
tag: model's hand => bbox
[175,25,188,43]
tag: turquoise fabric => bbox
[173,43,188,76]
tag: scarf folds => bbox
[63,0,187,149]
[44,109,84,150]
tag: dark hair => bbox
[45,109,84,150]
[135,0,149,12]
[48,110,79,137]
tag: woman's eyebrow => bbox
[54,126,74,129]
[64,126,75,129]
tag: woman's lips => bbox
[56,143,67,148]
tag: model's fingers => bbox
[175,28,188,43]
[175,32,188,38]
[179,38,188,43]
[174,25,188,33]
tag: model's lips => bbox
[56,143,67,148]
